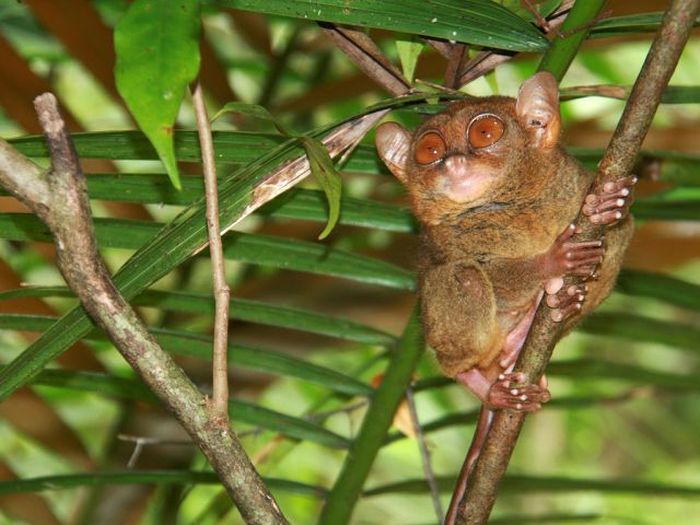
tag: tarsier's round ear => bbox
[375,122,411,184]
[515,71,561,149]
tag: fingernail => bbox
[510,389,519,396]
[621,189,629,196]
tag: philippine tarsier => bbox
[375,72,635,521]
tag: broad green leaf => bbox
[0,314,374,396]
[209,0,548,52]
[616,269,700,312]
[396,39,423,83]
[0,471,326,497]
[212,102,291,135]
[497,0,561,22]
[0,287,396,345]
[300,137,342,239]
[114,0,201,189]
[0,214,415,289]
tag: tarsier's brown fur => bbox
[377,73,633,383]
[377,72,635,524]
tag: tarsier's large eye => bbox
[468,114,504,149]
[414,132,446,165]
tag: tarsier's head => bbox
[375,72,561,225]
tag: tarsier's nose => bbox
[444,154,470,175]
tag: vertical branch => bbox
[405,384,444,523]
[456,1,700,523]
[192,82,231,421]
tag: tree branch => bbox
[192,82,231,422]
[455,1,700,523]
[457,0,574,87]
[0,93,288,525]
[319,23,411,95]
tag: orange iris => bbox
[414,132,446,165]
[468,115,504,148]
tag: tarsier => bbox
[376,72,635,523]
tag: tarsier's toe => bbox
[546,284,586,322]
[583,176,637,225]
[488,373,551,412]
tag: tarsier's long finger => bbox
[566,256,603,270]
[546,285,585,307]
[583,176,637,225]
[550,301,582,322]
[563,239,603,251]
[590,209,630,225]
[571,267,598,277]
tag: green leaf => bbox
[364,474,700,497]
[578,313,700,354]
[547,359,699,391]
[395,39,423,83]
[0,470,326,497]
[114,0,201,189]
[616,269,700,312]
[300,137,342,239]
[591,12,700,38]
[0,214,415,289]
[0,314,374,397]
[209,0,548,52]
[0,287,396,346]
[212,102,291,135]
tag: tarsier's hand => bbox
[542,224,604,322]
[582,176,637,226]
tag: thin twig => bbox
[455,1,700,523]
[457,0,574,87]
[405,384,443,524]
[192,82,231,422]
[0,94,288,525]
[444,43,468,89]
[320,23,410,95]
[117,434,193,468]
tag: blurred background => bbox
[0,1,699,524]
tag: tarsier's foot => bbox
[487,372,551,412]
[547,223,605,278]
[582,176,637,226]
[545,282,587,322]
